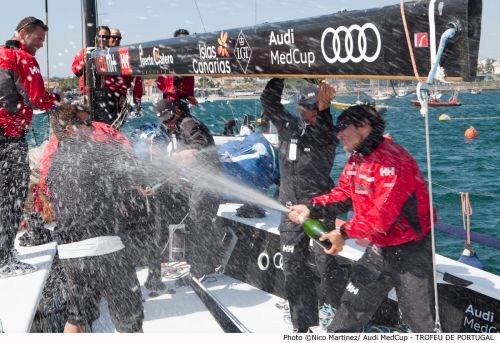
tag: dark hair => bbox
[174,28,189,37]
[336,105,385,133]
[16,17,48,33]
[51,103,90,140]
[97,25,110,33]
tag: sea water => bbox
[28,91,500,274]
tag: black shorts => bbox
[60,249,144,332]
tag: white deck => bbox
[92,267,290,333]
[0,233,57,333]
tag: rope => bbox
[433,182,500,200]
[193,0,207,33]
[460,192,472,246]
[400,0,442,332]
[441,116,500,121]
[400,1,424,83]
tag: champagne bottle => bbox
[299,217,332,249]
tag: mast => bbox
[82,0,100,120]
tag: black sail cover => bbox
[91,0,482,81]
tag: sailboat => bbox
[3,0,499,335]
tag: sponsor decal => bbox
[105,51,118,73]
[269,28,315,68]
[321,23,381,64]
[138,45,174,70]
[29,66,40,75]
[193,31,232,74]
[345,282,359,295]
[414,32,429,48]
[95,55,107,73]
[380,167,395,177]
[118,47,132,75]
[463,304,497,333]
[233,30,252,73]
[282,244,294,253]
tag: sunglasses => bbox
[335,121,352,132]
[110,35,122,40]
[97,35,111,40]
[18,18,46,32]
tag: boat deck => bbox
[92,266,289,333]
[0,233,57,333]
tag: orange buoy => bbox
[464,126,478,139]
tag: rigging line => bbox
[400,0,441,333]
[460,192,472,246]
[400,0,424,83]
[193,0,207,33]
[432,182,500,200]
[442,116,500,120]
[45,0,50,90]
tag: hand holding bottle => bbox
[319,229,346,255]
[287,204,310,224]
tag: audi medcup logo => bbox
[321,23,381,64]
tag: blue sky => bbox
[2,0,497,78]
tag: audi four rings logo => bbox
[321,23,381,64]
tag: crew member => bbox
[289,105,436,332]
[260,78,347,332]
[0,16,60,278]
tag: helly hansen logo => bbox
[380,167,395,177]
[118,47,132,75]
[29,66,40,75]
[346,282,359,295]
[282,245,294,253]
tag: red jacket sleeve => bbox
[311,163,352,206]
[16,53,58,111]
[72,49,85,77]
[133,77,143,101]
[39,134,60,197]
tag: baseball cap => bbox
[298,84,318,110]
[155,99,176,122]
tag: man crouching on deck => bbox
[288,105,436,332]
[47,104,145,332]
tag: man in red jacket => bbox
[289,105,436,332]
[0,16,60,278]
[71,25,110,97]
[156,29,197,106]
[107,28,143,116]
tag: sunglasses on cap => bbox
[335,121,352,132]
[17,18,47,32]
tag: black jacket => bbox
[48,138,146,244]
[260,78,338,206]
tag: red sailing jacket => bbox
[156,75,194,101]
[72,48,143,100]
[38,121,131,198]
[0,41,58,137]
[311,138,434,247]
